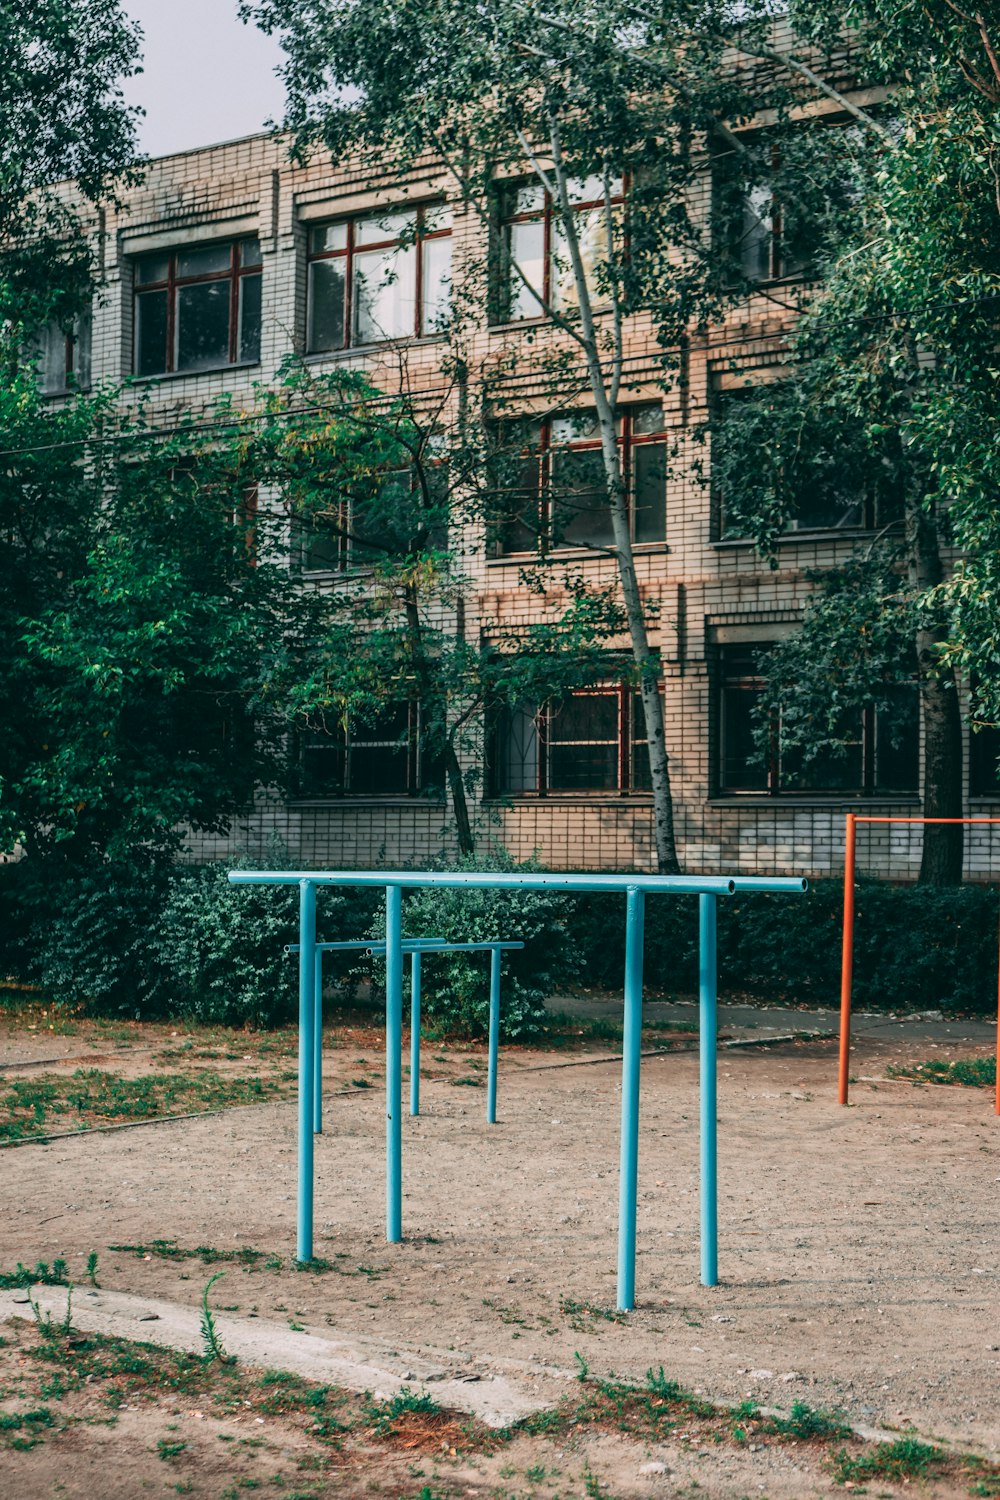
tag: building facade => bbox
[46,123,1000,882]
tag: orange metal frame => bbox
[839,814,1000,1114]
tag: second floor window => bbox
[306,204,452,353]
[134,237,262,378]
[34,310,91,395]
[489,682,652,795]
[296,702,441,797]
[492,404,666,555]
[495,174,623,323]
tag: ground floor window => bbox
[296,703,441,798]
[489,682,652,795]
[717,643,919,795]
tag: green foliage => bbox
[199,1273,233,1365]
[367,852,581,1038]
[569,879,1000,1013]
[831,1435,946,1483]
[886,1055,996,1088]
[362,1386,441,1434]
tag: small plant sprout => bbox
[199,1273,234,1365]
[86,1251,99,1287]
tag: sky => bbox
[121,0,289,159]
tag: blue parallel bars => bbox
[233,868,807,1306]
[410,951,421,1118]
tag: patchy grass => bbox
[0,1068,290,1142]
[538,1012,698,1050]
[886,1056,996,1089]
[107,1241,267,1268]
[831,1435,949,1484]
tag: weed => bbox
[0,1260,69,1290]
[157,1438,187,1461]
[363,1386,441,1435]
[886,1056,995,1088]
[832,1436,947,1483]
[573,1351,589,1382]
[765,1400,851,1441]
[85,1251,99,1287]
[108,1239,265,1267]
[561,1297,627,1330]
[350,1078,372,1089]
[199,1273,233,1365]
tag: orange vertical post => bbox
[996,896,1000,1117]
[838,814,857,1105]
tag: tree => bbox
[714,0,1000,882]
[0,0,143,326]
[242,0,822,873]
[256,363,630,856]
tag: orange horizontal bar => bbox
[851,817,1000,825]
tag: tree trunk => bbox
[443,738,475,857]
[546,116,680,873]
[906,498,964,883]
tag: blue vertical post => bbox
[699,893,719,1287]
[409,949,421,1117]
[617,886,645,1312]
[385,885,403,1243]
[487,946,501,1124]
[296,879,317,1263]
[313,944,324,1134]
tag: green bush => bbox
[365,852,581,1039]
[570,878,1000,1014]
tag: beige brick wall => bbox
[64,129,999,882]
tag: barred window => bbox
[296,703,442,798]
[489,682,652,795]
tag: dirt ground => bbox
[1,1004,998,1498]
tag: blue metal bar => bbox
[232,870,748,895]
[287,940,524,954]
[699,894,719,1287]
[296,879,317,1263]
[410,949,421,1118]
[487,945,501,1125]
[385,884,403,1243]
[313,944,323,1135]
[617,886,645,1313]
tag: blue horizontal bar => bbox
[229,869,751,896]
[287,939,525,954]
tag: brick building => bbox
[41,124,1000,881]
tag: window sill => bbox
[713,527,887,550]
[487,543,670,566]
[487,307,614,336]
[302,334,447,362]
[707,794,921,808]
[484,793,654,805]
[129,361,260,385]
[289,796,447,808]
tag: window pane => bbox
[550,446,611,549]
[240,236,262,267]
[175,279,231,371]
[35,322,67,393]
[631,694,652,790]
[300,519,342,573]
[421,234,451,333]
[353,244,417,343]
[349,748,410,793]
[423,203,452,233]
[136,252,169,286]
[551,205,615,311]
[307,258,346,352]
[551,413,601,444]
[355,209,416,246]
[494,702,539,792]
[512,183,544,214]
[72,310,92,389]
[238,272,262,363]
[548,694,619,790]
[506,219,545,320]
[135,288,168,376]
[299,730,346,796]
[310,222,348,254]
[720,649,769,791]
[970,723,1000,796]
[739,186,772,281]
[781,710,862,791]
[875,687,919,791]
[176,242,233,278]
[633,403,664,435]
[633,442,666,542]
[566,174,606,203]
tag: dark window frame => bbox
[492,405,667,556]
[294,701,441,800]
[296,447,447,575]
[488,678,655,797]
[714,641,920,798]
[133,237,262,377]
[305,203,452,354]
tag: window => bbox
[297,448,447,574]
[296,703,441,797]
[133,237,262,377]
[492,404,666,555]
[34,310,91,394]
[306,204,452,353]
[711,384,903,537]
[489,682,652,795]
[730,181,811,284]
[716,642,919,796]
[495,174,623,323]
